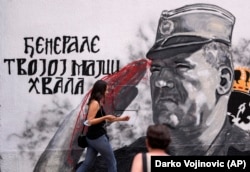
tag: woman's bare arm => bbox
[86,100,116,125]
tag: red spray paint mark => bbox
[67,58,151,165]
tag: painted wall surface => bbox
[1,0,250,171]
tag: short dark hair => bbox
[146,124,171,149]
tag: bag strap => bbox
[142,153,147,172]
[81,113,88,134]
[80,125,85,134]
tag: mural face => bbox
[150,49,220,128]
[149,48,222,155]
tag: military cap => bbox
[146,3,235,59]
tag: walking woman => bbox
[76,79,130,172]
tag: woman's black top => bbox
[86,106,107,139]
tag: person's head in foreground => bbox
[130,124,171,172]
[146,124,171,152]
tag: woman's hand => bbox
[105,115,130,122]
[120,115,130,121]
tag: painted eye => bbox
[150,65,161,72]
[176,64,191,72]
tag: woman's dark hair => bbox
[87,80,107,105]
[146,124,171,149]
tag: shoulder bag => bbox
[77,115,88,148]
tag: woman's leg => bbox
[76,141,98,172]
[90,135,117,172]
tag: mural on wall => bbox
[145,3,250,157]
[1,1,250,172]
[33,3,250,172]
